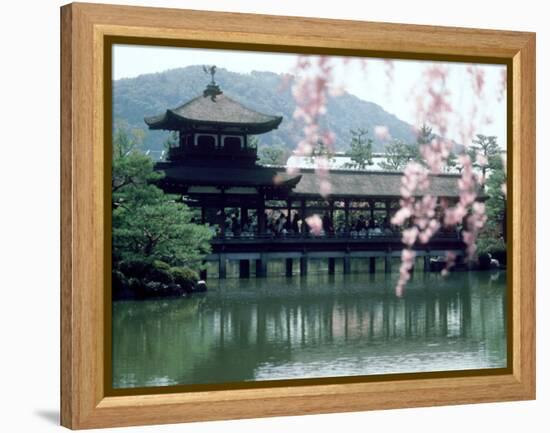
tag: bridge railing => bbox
[212,231,461,243]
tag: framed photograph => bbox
[60,2,535,429]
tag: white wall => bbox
[1,0,546,431]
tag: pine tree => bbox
[344,128,373,170]
[112,127,213,267]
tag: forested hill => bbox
[113,65,416,152]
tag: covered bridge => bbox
[145,70,467,278]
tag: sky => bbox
[113,44,507,149]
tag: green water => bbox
[112,271,507,389]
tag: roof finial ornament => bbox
[202,65,223,101]
[203,65,217,84]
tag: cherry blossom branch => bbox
[289,58,498,288]
[290,56,335,198]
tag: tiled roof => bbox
[156,162,467,199]
[145,94,282,134]
[286,168,464,199]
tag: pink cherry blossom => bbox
[441,251,457,277]
[288,56,496,296]
[319,179,332,198]
[374,125,391,141]
[305,214,323,236]
[467,65,486,98]
[402,227,419,247]
[291,55,335,196]
[395,249,416,297]
[497,68,507,102]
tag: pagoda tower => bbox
[144,66,301,236]
[145,66,284,166]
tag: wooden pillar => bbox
[286,199,292,220]
[219,190,226,237]
[343,253,351,274]
[300,199,306,235]
[285,258,293,277]
[369,200,375,221]
[256,253,267,278]
[369,257,376,274]
[201,206,206,224]
[257,189,266,235]
[300,254,308,276]
[385,200,391,222]
[219,254,226,279]
[239,259,250,278]
[241,207,248,227]
[328,257,336,275]
[344,199,350,233]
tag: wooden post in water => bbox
[369,256,376,274]
[328,257,336,275]
[285,258,293,277]
[385,254,392,273]
[219,254,226,279]
[239,259,250,278]
[256,253,267,278]
[343,253,351,274]
[300,254,308,276]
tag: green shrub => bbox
[128,277,141,292]
[170,267,198,292]
[152,260,170,271]
[142,281,165,298]
[145,267,174,285]
[476,237,506,256]
[119,259,152,279]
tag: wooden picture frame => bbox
[60,2,535,429]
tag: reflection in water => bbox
[112,271,507,388]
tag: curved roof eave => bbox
[145,110,283,134]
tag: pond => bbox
[112,270,507,388]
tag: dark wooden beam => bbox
[344,199,350,233]
[220,189,226,237]
[300,199,306,234]
[257,189,266,235]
